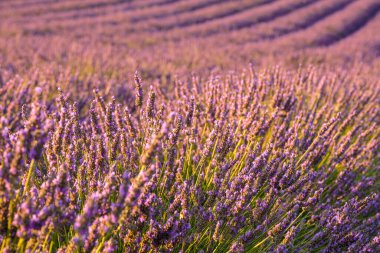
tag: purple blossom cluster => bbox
[0,67,379,252]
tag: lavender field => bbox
[0,1,379,252]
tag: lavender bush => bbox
[0,1,379,252]
[0,66,379,252]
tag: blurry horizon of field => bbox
[1,0,380,79]
[0,1,379,252]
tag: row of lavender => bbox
[0,67,379,252]
[2,0,380,78]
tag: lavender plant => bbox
[0,67,379,253]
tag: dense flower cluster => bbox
[0,67,379,252]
